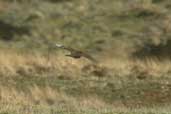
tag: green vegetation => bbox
[0,0,171,114]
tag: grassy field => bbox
[1,0,171,114]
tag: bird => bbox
[55,43,97,63]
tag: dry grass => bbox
[1,0,171,113]
[126,0,168,16]
[0,49,171,113]
[0,84,112,111]
[0,49,171,78]
[0,1,9,12]
[130,58,171,78]
[0,49,86,77]
[0,85,171,114]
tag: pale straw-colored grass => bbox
[0,49,171,77]
[0,49,86,77]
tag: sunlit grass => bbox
[1,0,171,113]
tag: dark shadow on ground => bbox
[0,20,30,41]
[132,40,171,60]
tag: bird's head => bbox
[56,43,64,48]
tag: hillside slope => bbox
[0,0,171,114]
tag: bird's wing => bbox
[81,52,98,63]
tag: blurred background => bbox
[1,0,171,114]
[0,0,171,59]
